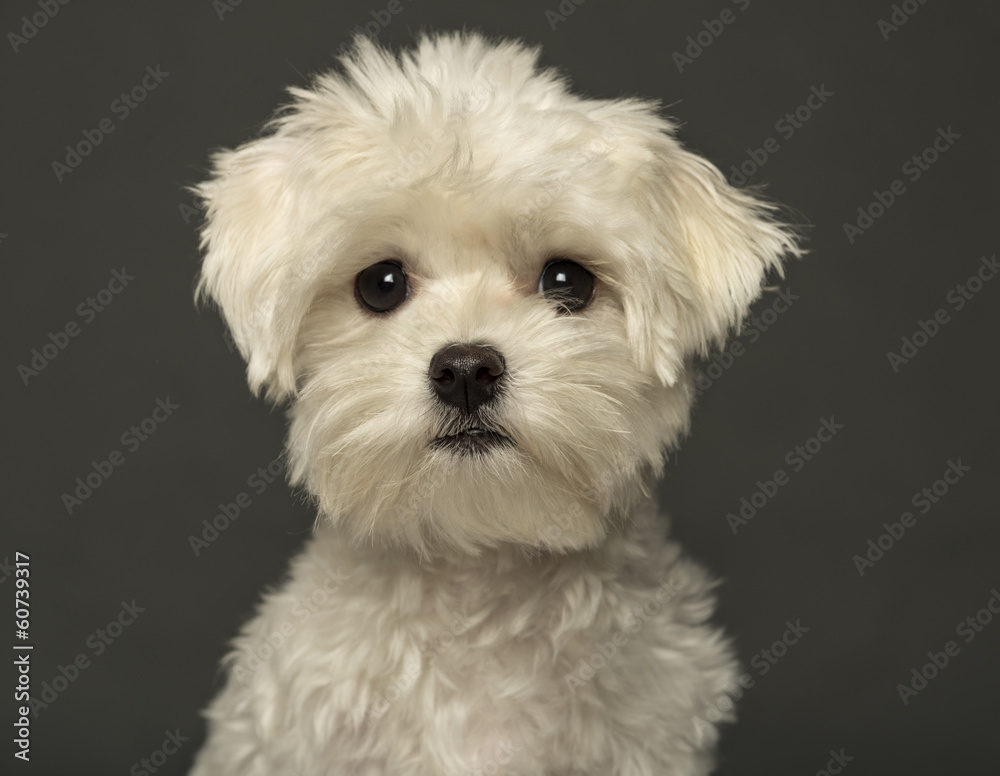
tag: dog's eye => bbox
[356,262,409,313]
[538,260,595,313]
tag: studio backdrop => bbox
[4,1,998,774]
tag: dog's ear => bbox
[194,134,305,401]
[608,105,802,386]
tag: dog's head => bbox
[195,33,800,555]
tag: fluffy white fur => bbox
[190,32,800,776]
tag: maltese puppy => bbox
[189,32,799,776]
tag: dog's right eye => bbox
[355,262,409,313]
[538,259,595,313]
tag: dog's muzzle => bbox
[429,344,512,455]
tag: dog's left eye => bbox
[538,260,595,313]
[356,262,409,313]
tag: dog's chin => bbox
[430,427,514,456]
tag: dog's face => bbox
[196,34,798,555]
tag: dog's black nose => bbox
[429,344,505,413]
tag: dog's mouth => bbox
[430,426,514,456]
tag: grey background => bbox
[4,1,998,774]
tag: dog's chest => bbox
[270,535,623,771]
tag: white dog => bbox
[189,32,800,776]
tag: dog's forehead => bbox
[345,187,538,278]
[385,101,620,195]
